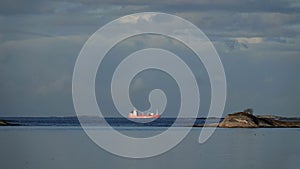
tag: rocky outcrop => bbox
[0,120,18,126]
[218,112,300,128]
[219,112,258,128]
[0,120,8,126]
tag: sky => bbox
[0,0,300,117]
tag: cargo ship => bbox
[128,108,160,119]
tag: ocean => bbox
[0,118,299,169]
[0,117,215,127]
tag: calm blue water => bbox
[0,118,300,169]
[0,117,221,127]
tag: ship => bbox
[128,108,161,119]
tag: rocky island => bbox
[218,111,300,128]
[0,120,8,126]
[194,109,300,128]
[0,119,19,126]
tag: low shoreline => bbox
[0,120,19,126]
[1,114,300,128]
[0,120,8,126]
[194,112,300,128]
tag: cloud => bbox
[216,37,264,52]
[0,0,300,116]
[0,0,55,15]
[1,0,299,16]
[36,73,71,96]
[118,13,157,24]
[235,37,263,44]
[0,35,87,116]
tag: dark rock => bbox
[219,112,259,128]
[218,112,300,128]
[0,120,8,126]
[0,120,19,126]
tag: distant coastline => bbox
[1,112,300,128]
[193,111,300,128]
[0,120,16,126]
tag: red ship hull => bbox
[128,114,161,119]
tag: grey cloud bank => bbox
[0,0,300,117]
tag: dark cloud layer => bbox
[1,0,300,15]
[0,0,300,116]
